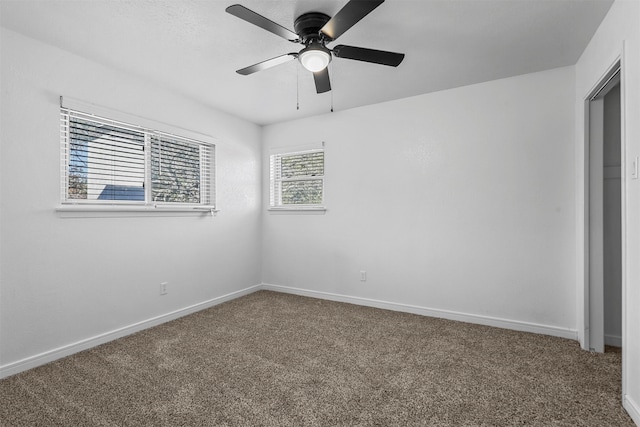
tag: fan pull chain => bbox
[330,62,334,113]
[331,89,334,113]
[296,62,300,111]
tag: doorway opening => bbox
[585,62,622,353]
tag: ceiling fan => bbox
[225,0,405,94]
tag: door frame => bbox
[585,63,621,353]
[580,52,627,392]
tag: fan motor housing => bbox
[294,12,331,43]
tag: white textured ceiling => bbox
[1,0,613,125]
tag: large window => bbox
[60,108,213,208]
[270,149,324,209]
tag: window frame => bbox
[59,106,216,215]
[269,148,326,212]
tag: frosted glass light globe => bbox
[299,45,331,72]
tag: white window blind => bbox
[61,108,214,207]
[150,133,211,204]
[270,149,324,207]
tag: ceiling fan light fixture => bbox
[299,44,331,72]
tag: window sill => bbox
[56,204,218,218]
[268,206,326,215]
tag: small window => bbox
[270,149,324,209]
[61,108,213,208]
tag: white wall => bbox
[0,29,262,374]
[262,66,577,336]
[574,0,640,423]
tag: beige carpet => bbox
[0,290,634,426]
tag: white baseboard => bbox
[605,333,622,347]
[0,284,261,379]
[0,283,581,380]
[260,283,578,341]
[624,394,640,426]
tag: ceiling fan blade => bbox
[313,68,331,93]
[320,0,385,41]
[332,45,404,67]
[226,4,299,41]
[236,54,297,75]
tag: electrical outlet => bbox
[160,282,168,295]
[360,271,367,282]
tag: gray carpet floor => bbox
[0,290,634,426]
